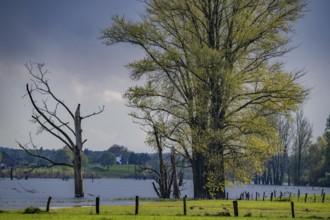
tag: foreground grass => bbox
[1,197,330,220]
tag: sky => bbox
[0,0,329,153]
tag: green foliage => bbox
[54,146,73,165]
[23,206,42,214]
[101,0,309,197]
[108,145,129,164]
[324,115,330,174]
[285,114,330,187]
[305,136,327,185]
[0,147,191,179]
[128,152,150,165]
[97,151,116,170]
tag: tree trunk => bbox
[74,104,84,197]
[297,145,302,186]
[208,76,226,199]
[215,152,225,199]
[191,151,208,199]
[158,149,167,198]
[171,147,180,198]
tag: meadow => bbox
[0,195,329,220]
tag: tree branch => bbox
[17,141,73,168]
[26,83,75,148]
[81,105,105,120]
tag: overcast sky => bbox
[0,0,329,153]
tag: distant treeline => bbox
[0,145,192,180]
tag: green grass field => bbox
[1,195,329,220]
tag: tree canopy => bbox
[101,0,308,198]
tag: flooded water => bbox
[0,178,193,210]
[0,178,329,210]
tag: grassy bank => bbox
[1,196,329,220]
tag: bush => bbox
[23,206,42,214]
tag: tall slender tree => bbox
[267,114,293,185]
[102,0,308,198]
[290,110,312,186]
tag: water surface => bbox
[0,178,329,210]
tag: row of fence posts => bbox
[237,190,326,203]
[233,200,297,218]
[44,192,325,217]
[174,197,297,218]
[44,195,186,215]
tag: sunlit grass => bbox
[1,196,330,220]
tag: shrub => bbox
[23,206,42,214]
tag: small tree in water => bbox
[18,62,104,197]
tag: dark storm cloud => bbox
[0,0,148,152]
[0,0,329,151]
[0,0,143,78]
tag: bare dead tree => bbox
[17,62,104,197]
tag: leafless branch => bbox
[26,82,76,148]
[81,105,105,120]
[17,140,73,168]
[25,62,75,119]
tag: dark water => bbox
[0,178,329,210]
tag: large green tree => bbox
[102,0,308,198]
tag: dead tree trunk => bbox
[73,104,84,197]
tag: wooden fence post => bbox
[135,196,139,215]
[263,192,265,201]
[96,196,100,214]
[298,189,300,202]
[322,193,325,203]
[10,167,13,180]
[291,202,295,218]
[255,192,258,201]
[233,200,238,217]
[183,195,187,216]
[46,196,52,212]
[270,192,273,201]
[304,193,308,203]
